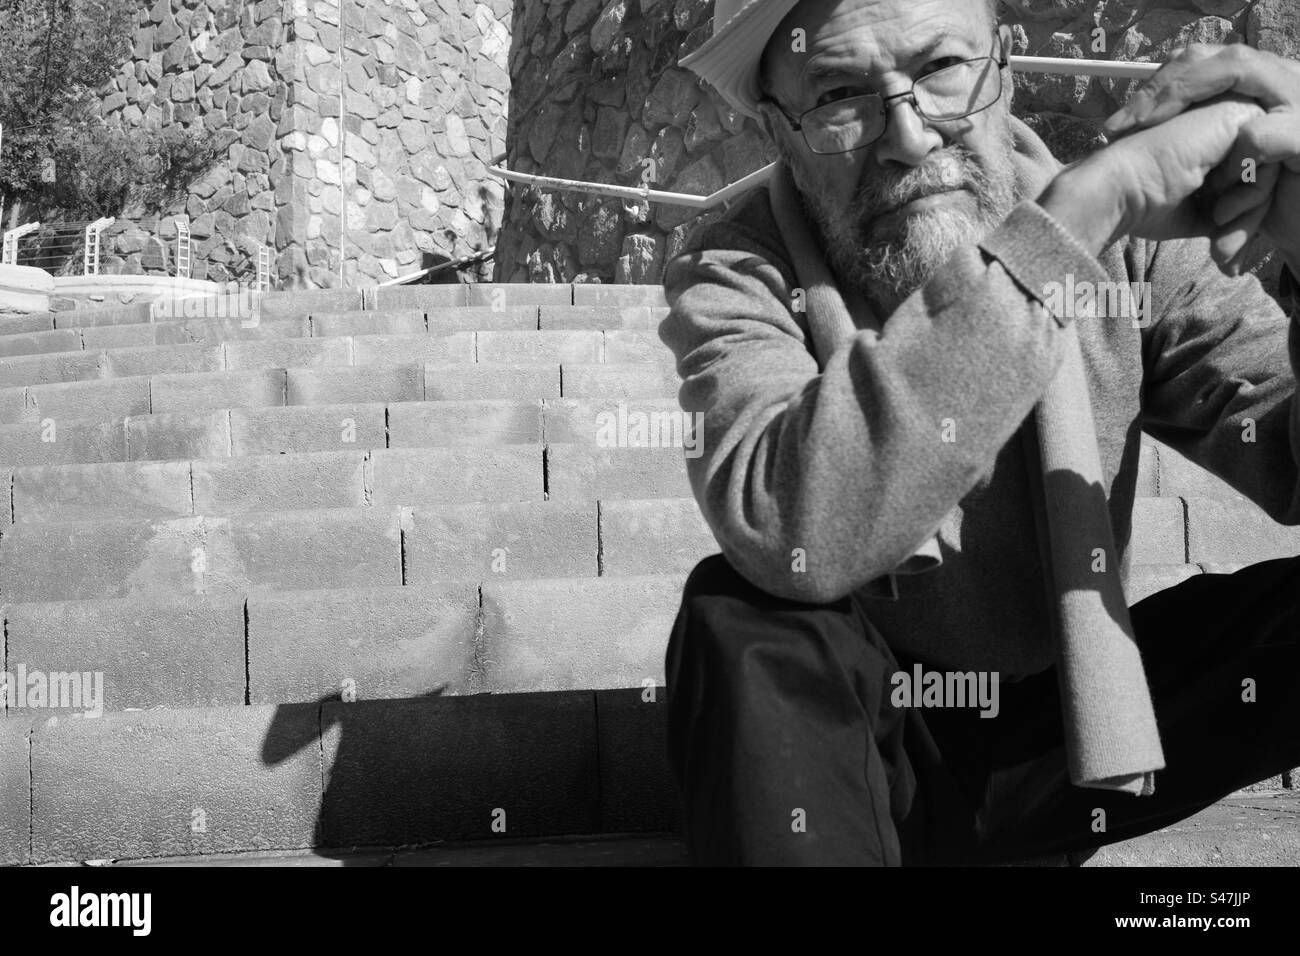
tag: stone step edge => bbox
[0,688,679,865]
[0,363,679,422]
[1,300,672,343]
[56,792,1300,867]
[0,328,676,378]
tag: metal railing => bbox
[1,216,275,285]
[488,56,1163,210]
[376,246,498,287]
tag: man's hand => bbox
[1040,95,1265,260]
[1104,44,1300,273]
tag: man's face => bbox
[758,0,1019,315]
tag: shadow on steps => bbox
[260,687,680,864]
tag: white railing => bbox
[256,245,272,292]
[2,221,40,264]
[376,247,497,287]
[83,217,114,275]
[489,56,1162,210]
[174,218,191,279]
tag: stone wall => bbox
[91,0,511,288]
[497,0,1300,285]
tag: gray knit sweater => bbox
[658,118,1300,679]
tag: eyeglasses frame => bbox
[763,33,1012,155]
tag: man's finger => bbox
[1210,167,1280,228]
[1104,46,1299,135]
[1210,200,1271,276]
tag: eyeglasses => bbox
[766,37,1009,155]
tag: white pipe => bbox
[1010,55,1159,80]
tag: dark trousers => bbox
[664,553,1300,866]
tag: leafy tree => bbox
[0,0,215,225]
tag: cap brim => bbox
[679,0,803,120]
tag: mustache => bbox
[856,147,987,219]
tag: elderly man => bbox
[660,0,1300,866]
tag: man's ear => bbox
[997,24,1015,109]
[998,24,1013,60]
[756,101,780,145]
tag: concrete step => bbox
[3,444,700,523]
[0,305,670,356]
[0,396,697,466]
[0,361,684,424]
[89,793,1300,866]
[0,686,676,865]
[5,695,1292,866]
[0,330,674,387]
[0,492,716,600]
[1,574,686,716]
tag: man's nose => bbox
[872,96,944,168]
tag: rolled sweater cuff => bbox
[978,200,1114,329]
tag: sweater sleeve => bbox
[1139,237,1300,524]
[659,194,1113,603]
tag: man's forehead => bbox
[763,0,991,80]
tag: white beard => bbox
[786,127,1019,317]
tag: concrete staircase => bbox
[0,281,1295,866]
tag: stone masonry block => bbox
[372,284,466,310]
[224,337,352,370]
[317,692,599,846]
[286,365,424,405]
[260,287,361,315]
[1187,496,1300,564]
[405,501,597,581]
[0,515,206,602]
[0,419,127,467]
[476,330,602,364]
[191,452,366,514]
[27,377,151,422]
[0,720,30,864]
[545,444,691,500]
[350,332,476,365]
[479,575,685,692]
[571,284,668,307]
[386,399,543,447]
[105,344,224,378]
[560,362,679,400]
[1156,441,1247,499]
[79,324,158,349]
[541,397,688,445]
[30,702,320,862]
[465,282,572,307]
[595,687,678,833]
[423,363,560,400]
[230,403,385,455]
[1126,563,1201,606]
[0,328,80,357]
[369,446,544,505]
[0,350,104,388]
[600,497,717,575]
[1129,496,1186,564]
[4,593,246,711]
[13,459,192,524]
[247,583,480,705]
[125,411,230,462]
[424,306,538,333]
[202,508,404,592]
[151,369,286,414]
[153,316,310,345]
[538,305,660,330]
[602,330,675,365]
[310,309,425,337]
